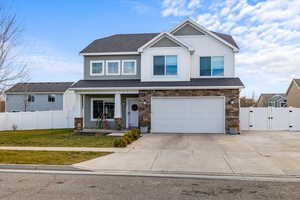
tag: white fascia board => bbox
[169,18,239,52]
[137,32,194,53]
[80,52,140,56]
[71,86,244,91]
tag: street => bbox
[0,172,300,200]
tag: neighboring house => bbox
[286,79,300,107]
[70,19,244,134]
[256,93,287,107]
[240,97,256,107]
[5,82,74,112]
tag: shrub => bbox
[113,138,126,147]
[112,128,141,147]
[130,128,141,139]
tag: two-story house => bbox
[71,19,244,134]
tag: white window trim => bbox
[122,60,137,75]
[106,60,121,75]
[48,94,56,103]
[90,60,104,76]
[91,98,115,121]
[153,55,178,77]
[200,56,224,77]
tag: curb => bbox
[0,164,90,171]
[1,168,300,182]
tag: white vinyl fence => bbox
[240,107,300,131]
[0,111,74,131]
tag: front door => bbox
[127,99,139,128]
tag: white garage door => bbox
[151,97,225,133]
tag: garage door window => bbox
[153,55,177,76]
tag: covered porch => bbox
[74,90,139,130]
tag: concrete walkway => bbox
[74,131,300,176]
[0,146,127,153]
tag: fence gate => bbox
[240,107,300,131]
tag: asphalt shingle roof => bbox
[71,78,244,89]
[5,82,74,93]
[80,31,238,53]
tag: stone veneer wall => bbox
[138,89,240,133]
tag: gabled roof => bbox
[80,19,239,54]
[286,79,300,94]
[138,32,194,53]
[169,19,239,51]
[5,82,74,94]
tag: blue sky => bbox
[5,0,300,98]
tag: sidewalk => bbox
[0,146,127,153]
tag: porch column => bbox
[114,93,122,130]
[74,93,83,132]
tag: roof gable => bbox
[287,79,300,94]
[173,22,205,36]
[170,19,239,52]
[138,32,194,52]
[150,37,180,47]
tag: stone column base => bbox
[74,117,83,132]
[114,118,123,130]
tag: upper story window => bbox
[90,60,104,76]
[200,56,224,76]
[106,60,120,75]
[48,94,56,103]
[122,60,137,75]
[27,95,35,103]
[153,55,177,76]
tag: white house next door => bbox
[151,97,225,133]
[126,99,139,128]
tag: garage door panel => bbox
[151,97,225,134]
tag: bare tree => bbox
[0,6,27,94]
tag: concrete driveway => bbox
[74,131,300,176]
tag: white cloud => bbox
[17,39,82,82]
[161,0,201,17]
[161,0,300,97]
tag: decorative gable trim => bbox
[138,32,194,53]
[170,19,239,52]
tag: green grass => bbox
[0,150,111,165]
[0,129,120,147]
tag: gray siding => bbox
[151,37,180,47]
[83,94,138,129]
[173,24,204,36]
[6,93,64,112]
[84,55,141,80]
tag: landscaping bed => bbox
[0,150,112,165]
[0,129,120,147]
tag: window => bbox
[91,98,115,120]
[90,60,104,76]
[153,55,177,76]
[200,56,224,76]
[106,60,120,75]
[27,95,35,103]
[122,60,137,75]
[48,94,56,102]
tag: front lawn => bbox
[0,150,111,165]
[0,129,119,147]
